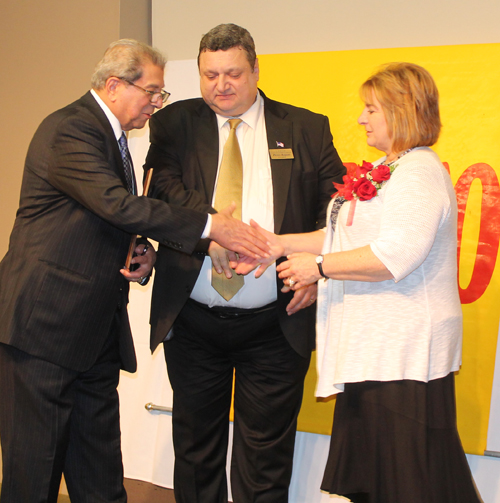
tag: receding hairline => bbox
[198,46,257,71]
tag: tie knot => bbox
[228,119,242,131]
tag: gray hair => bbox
[198,24,256,69]
[91,39,167,90]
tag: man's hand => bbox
[282,283,318,315]
[210,204,271,259]
[209,241,238,278]
[120,243,156,283]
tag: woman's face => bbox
[358,90,393,156]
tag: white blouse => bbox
[315,147,463,398]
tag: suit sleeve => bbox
[145,111,215,214]
[46,112,207,254]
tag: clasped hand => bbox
[276,253,321,291]
[209,219,281,279]
[120,243,156,282]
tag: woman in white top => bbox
[237,63,481,503]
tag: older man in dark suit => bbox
[145,24,346,503]
[0,39,269,503]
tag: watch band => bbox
[316,255,328,279]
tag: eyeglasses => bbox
[118,77,170,103]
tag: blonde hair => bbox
[360,62,441,152]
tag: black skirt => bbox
[321,374,482,503]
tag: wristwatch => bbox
[316,254,328,279]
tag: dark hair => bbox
[360,62,441,152]
[198,23,256,69]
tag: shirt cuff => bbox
[201,214,212,239]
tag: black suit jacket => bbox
[146,91,345,357]
[0,92,207,373]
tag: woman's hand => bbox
[277,252,321,290]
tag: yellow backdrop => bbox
[258,43,500,455]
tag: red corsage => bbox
[333,161,396,201]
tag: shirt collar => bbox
[215,91,263,131]
[91,89,123,141]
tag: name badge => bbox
[269,148,294,160]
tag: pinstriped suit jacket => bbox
[0,92,207,373]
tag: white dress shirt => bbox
[190,92,277,308]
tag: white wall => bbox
[152,0,500,60]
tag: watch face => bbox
[316,255,323,264]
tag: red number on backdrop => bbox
[455,163,500,304]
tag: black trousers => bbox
[164,299,310,503]
[0,327,126,503]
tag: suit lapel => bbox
[193,95,294,225]
[80,92,128,189]
[194,102,219,204]
[263,95,293,234]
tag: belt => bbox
[189,298,277,319]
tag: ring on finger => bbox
[289,278,296,287]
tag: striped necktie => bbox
[118,133,137,195]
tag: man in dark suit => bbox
[145,24,346,503]
[0,39,269,503]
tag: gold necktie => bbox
[212,118,245,301]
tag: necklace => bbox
[386,147,415,166]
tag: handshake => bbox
[209,203,288,281]
[208,203,283,279]
[209,203,321,315]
